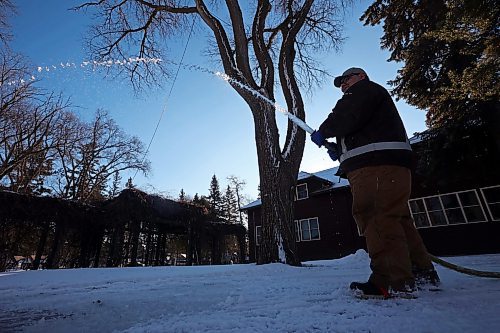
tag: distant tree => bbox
[126,177,134,189]
[0,50,69,194]
[192,193,211,216]
[227,175,247,225]
[179,188,187,202]
[77,0,353,265]
[208,174,224,220]
[0,0,14,45]
[223,185,239,223]
[108,171,122,198]
[54,110,150,203]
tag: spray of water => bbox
[178,63,314,134]
[2,56,314,135]
[0,57,162,88]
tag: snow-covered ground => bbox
[1,250,499,333]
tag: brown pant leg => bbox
[398,170,434,271]
[348,165,414,290]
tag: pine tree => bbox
[223,185,239,224]
[361,0,499,141]
[179,189,186,202]
[208,175,224,220]
[361,0,500,189]
[108,171,122,198]
[126,177,134,189]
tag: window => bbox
[424,197,447,226]
[296,183,308,200]
[295,217,320,241]
[255,226,262,246]
[480,185,500,221]
[408,199,430,228]
[458,191,487,222]
[409,189,487,228]
[441,194,466,225]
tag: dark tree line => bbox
[0,189,247,272]
[180,174,248,225]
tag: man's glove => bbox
[327,143,340,162]
[311,130,324,147]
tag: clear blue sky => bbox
[10,0,427,202]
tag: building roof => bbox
[297,166,349,188]
[240,167,350,210]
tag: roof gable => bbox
[241,167,349,210]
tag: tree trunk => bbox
[237,232,246,263]
[250,102,302,266]
[92,226,105,268]
[106,220,125,267]
[129,220,140,266]
[187,221,194,266]
[144,227,152,266]
[32,221,50,270]
[46,221,64,269]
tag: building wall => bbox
[418,223,500,256]
[409,184,500,255]
[245,174,500,263]
[247,208,261,263]
[245,177,365,263]
[294,188,365,261]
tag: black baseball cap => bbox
[333,67,368,87]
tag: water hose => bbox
[430,254,500,278]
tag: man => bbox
[311,67,439,298]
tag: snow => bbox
[1,250,499,333]
[242,167,349,210]
[298,167,350,188]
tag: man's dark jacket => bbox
[318,78,413,175]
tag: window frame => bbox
[408,189,488,228]
[480,185,500,222]
[295,183,309,201]
[295,217,321,242]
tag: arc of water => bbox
[13,57,317,136]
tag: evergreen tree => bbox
[361,0,499,140]
[126,177,134,189]
[108,171,122,198]
[223,185,239,224]
[208,175,224,220]
[179,189,186,202]
[362,0,500,189]
[192,193,200,204]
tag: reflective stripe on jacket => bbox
[339,139,412,163]
[318,79,414,175]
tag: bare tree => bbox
[0,0,15,45]
[0,50,71,193]
[227,175,246,225]
[53,109,150,203]
[76,0,349,265]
